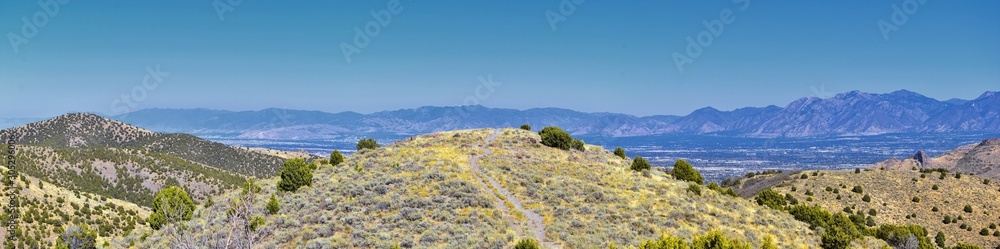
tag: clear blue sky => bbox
[1,1,997,118]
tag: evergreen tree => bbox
[277,158,313,192]
[147,186,195,230]
[538,126,573,150]
[631,156,651,172]
[329,150,344,166]
[935,231,946,248]
[356,138,380,151]
[613,147,627,159]
[266,194,280,215]
[671,160,703,184]
[519,124,531,131]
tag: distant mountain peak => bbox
[691,106,721,114]
[976,91,998,100]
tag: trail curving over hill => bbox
[470,129,555,248]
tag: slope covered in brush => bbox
[132,128,820,248]
[753,169,1000,248]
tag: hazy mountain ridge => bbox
[108,90,999,138]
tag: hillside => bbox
[130,128,821,248]
[106,90,1000,138]
[873,138,1000,179]
[745,169,1000,248]
[0,113,285,206]
[1,166,149,248]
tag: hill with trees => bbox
[0,113,285,206]
[737,168,1000,248]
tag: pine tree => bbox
[266,194,280,215]
[671,160,703,184]
[613,147,626,160]
[329,150,344,166]
[277,158,313,192]
[630,156,651,172]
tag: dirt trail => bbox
[470,129,555,248]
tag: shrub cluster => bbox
[356,138,380,151]
[635,230,758,249]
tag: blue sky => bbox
[1,0,997,117]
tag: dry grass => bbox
[770,169,1000,248]
[131,128,821,248]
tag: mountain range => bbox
[104,90,999,139]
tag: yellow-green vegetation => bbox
[0,167,149,248]
[762,169,1000,248]
[130,128,820,248]
[635,230,760,249]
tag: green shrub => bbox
[851,185,863,194]
[571,139,585,152]
[631,156,651,172]
[671,160,703,184]
[761,236,777,249]
[981,228,990,236]
[785,193,799,205]
[755,189,786,210]
[862,194,871,202]
[277,158,313,192]
[935,231,946,248]
[951,243,982,249]
[800,174,808,179]
[514,238,539,249]
[147,186,195,230]
[955,172,962,179]
[912,196,920,203]
[932,184,939,190]
[519,124,531,131]
[964,205,973,213]
[329,150,344,166]
[687,183,702,196]
[984,179,991,185]
[266,194,280,215]
[855,168,861,174]
[356,138,380,151]
[538,126,573,150]
[932,207,938,212]
[943,215,952,224]
[788,204,833,230]
[691,230,752,249]
[613,147,627,160]
[820,213,862,249]
[636,234,688,249]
